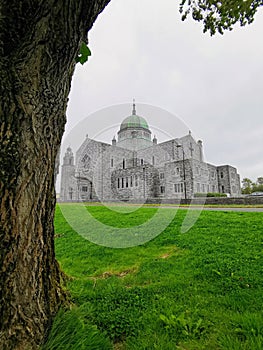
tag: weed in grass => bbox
[42,308,112,350]
[159,311,206,340]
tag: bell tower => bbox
[60,147,76,201]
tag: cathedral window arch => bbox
[174,183,184,193]
[135,175,138,186]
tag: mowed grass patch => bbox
[43,205,263,350]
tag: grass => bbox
[65,201,263,208]
[43,205,263,349]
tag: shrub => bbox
[194,192,227,198]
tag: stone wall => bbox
[217,165,241,196]
[60,129,241,202]
[110,164,160,201]
[144,196,263,205]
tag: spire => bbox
[132,98,136,115]
[63,146,74,165]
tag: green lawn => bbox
[43,205,263,350]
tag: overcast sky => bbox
[63,0,263,183]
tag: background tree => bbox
[180,0,263,35]
[252,177,263,192]
[242,178,254,194]
[242,177,263,194]
[0,1,262,349]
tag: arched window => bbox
[135,175,138,187]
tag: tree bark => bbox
[0,1,110,349]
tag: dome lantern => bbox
[117,101,152,150]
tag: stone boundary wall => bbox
[146,196,263,205]
[58,196,263,205]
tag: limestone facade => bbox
[60,104,241,201]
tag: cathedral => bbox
[60,103,241,202]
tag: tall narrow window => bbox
[118,178,120,188]
[135,175,138,187]
[181,183,184,193]
[123,159,125,169]
[130,176,133,187]
[141,159,144,165]
[111,158,114,167]
[122,178,124,188]
[126,177,129,188]
[152,156,155,165]
[220,172,224,178]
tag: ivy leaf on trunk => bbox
[76,42,92,65]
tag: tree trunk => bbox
[0,1,110,349]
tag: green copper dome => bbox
[120,101,149,131]
[120,114,149,131]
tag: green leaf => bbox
[76,42,92,65]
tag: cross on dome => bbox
[132,98,136,115]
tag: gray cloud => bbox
[65,0,263,183]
